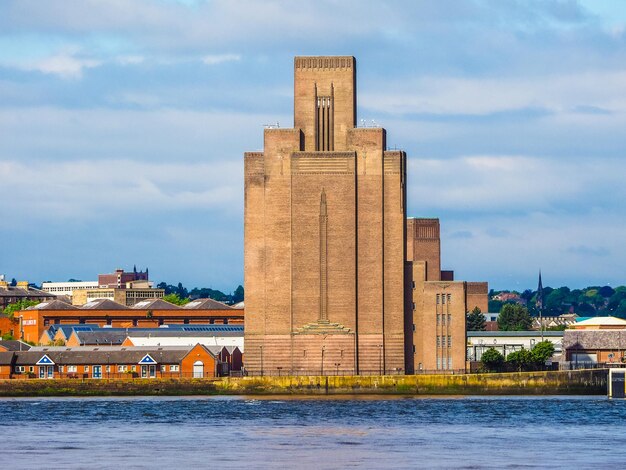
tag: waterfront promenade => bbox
[0,369,607,396]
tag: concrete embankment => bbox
[0,369,607,397]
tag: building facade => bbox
[41,281,99,297]
[405,218,489,373]
[98,267,149,288]
[17,299,244,344]
[0,280,55,310]
[244,56,406,375]
[71,287,165,306]
[0,344,218,380]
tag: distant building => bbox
[532,314,578,330]
[570,316,626,330]
[0,314,18,339]
[0,279,55,310]
[405,218,489,373]
[41,281,99,298]
[467,331,563,362]
[0,344,219,379]
[98,266,149,288]
[0,340,31,352]
[563,329,626,365]
[17,298,244,343]
[71,287,164,307]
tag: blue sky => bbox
[1,0,625,292]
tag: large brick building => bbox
[244,56,488,376]
[245,57,406,375]
[405,218,488,373]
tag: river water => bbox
[1,395,625,469]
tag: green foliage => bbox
[156,282,244,304]
[2,299,40,318]
[481,348,504,372]
[505,341,556,371]
[488,299,503,313]
[232,285,244,304]
[546,324,567,331]
[530,341,555,364]
[498,304,532,331]
[162,294,190,306]
[506,349,534,371]
[466,307,486,331]
[599,286,615,298]
[1,333,15,340]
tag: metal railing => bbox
[560,361,623,370]
[243,369,406,377]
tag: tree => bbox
[162,293,190,306]
[481,348,504,372]
[232,285,244,304]
[506,349,533,371]
[497,304,532,331]
[3,299,40,318]
[466,307,486,331]
[530,340,555,364]
[599,285,615,298]
[488,299,503,314]
[1,333,15,341]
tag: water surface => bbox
[1,395,624,469]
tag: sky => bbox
[1,0,625,292]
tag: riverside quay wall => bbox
[0,370,607,396]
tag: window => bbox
[412,346,416,354]
[436,294,440,304]
[105,365,111,373]
[412,281,415,289]
[84,365,90,372]
[448,358,453,369]
[412,302,415,311]
[161,365,166,372]
[58,365,64,373]
[118,365,127,373]
[412,324,415,332]
[132,365,136,372]
[15,366,24,373]
[29,366,34,373]
[436,314,440,326]
[447,294,452,304]
[448,314,451,325]
[442,315,446,326]
[67,365,77,373]
[170,365,179,372]
[436,336,441,347]
[436,358,441,370]
[442,294,446,305]
[448,336,452,348]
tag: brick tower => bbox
[244,56,407,375]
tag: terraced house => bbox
[0,344,219,380]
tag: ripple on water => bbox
[0,396,623,469]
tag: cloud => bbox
[0,159,242,220]
[407,154,626,215]
[566,245,610,257]
[15,52,101,79]
[202,54,240,65]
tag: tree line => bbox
[155,282,244,305]
[488,285,626,318]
